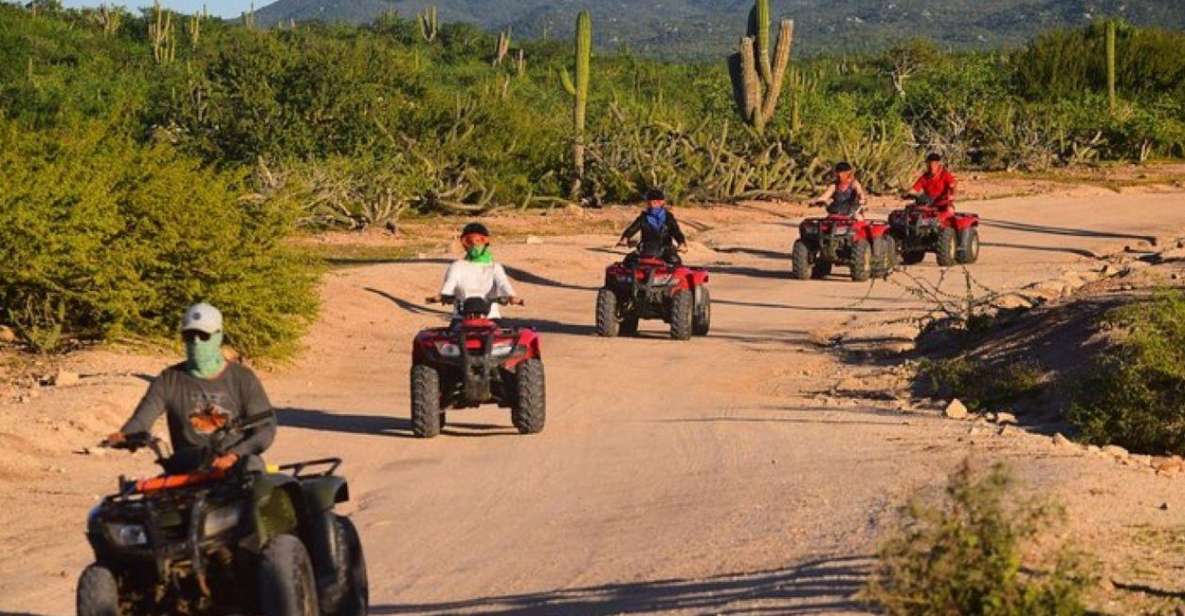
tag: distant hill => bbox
[252,0,1185,57]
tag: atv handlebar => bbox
[427,295,524,307]
[104,432,162,452]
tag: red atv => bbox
[888,195,980,266]
[596,250,710,340]
[791,214,895,281]
[410,296,544,438]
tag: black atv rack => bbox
[277,458,342,479]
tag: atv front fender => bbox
[299,475,350,514]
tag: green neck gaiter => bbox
[466,245,493,264]
[186,331,226,379]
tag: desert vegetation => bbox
[865,460,1097,615]
[2,0,1184,355]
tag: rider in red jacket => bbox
[910,153,958,209]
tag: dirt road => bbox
[3,188,1185,615]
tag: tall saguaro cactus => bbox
[148,0,176,65]
[563,10,591,199]
[729,0,794,134]
[418,6,438,42]
[494,29,511,66]
[1106,19,1117,114]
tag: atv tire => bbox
[936,227,957,267]
[259,534,319,616]
[319,515,368,616]
[77,564,121,616]
[872,236,895,278]
[410,364,442,438]
[790,240,812,280]
[512,358,546,434]
[595,288,620,337]
[850,239,872,282]
[693,286,711,336]
[957,226,980,264]
[670,290,694,340]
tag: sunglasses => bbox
[182,330,215,343]
[461,233,490,247]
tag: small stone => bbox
[1052,433,1073,447]
[944,399,969,420]
[1103,444,1130,459]
[994,294,1032,310]
[1099,263,1118,276]
[52,369,80,387]
[0,325,15,343]
[525,235,544,245]
[995,412,1018,425]
[1159,502,1169,511]
[384,221,398,235]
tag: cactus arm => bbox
[739,36,763,132]
[760,19,794,123]
[755,0,772,85]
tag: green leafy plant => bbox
[0,119,318,359]
[1067,290,1185,455]
[865,460,1097,616]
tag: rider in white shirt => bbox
[426,223,522,319]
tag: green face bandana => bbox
[466,245,493,264]
[186,331,226,379]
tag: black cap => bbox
[644,188,665,202]
[926,152,943,163]
[461,222,490,237]
[834,161,853,172]
[461,297,491,316]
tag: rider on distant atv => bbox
[908,153,958,210]
[813,161,868,218]
[104,303,277,474]
[426,222,523,320]
[617,189,688,266]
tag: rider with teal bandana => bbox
[105,303,276,473]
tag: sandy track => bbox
[3,189,1185,615]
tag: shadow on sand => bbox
[277,408,519,439]
[370,555,873,615]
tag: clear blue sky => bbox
[62,0,267,18]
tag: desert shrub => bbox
[0,119,318,357]
[1066,290,1185,455]
[865,460,1096,616]
[917,357,1045,411]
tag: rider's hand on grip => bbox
[212,453,239,471]
[509,297,525,306]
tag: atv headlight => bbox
[203,504,241,537]
[434,342,461,357]
[106,522,148,547]
[833,225,850,235]
[490,343,515,358]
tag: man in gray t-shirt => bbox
[106,303,276,473]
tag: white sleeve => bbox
[440,262,461,296]
[491,263,516,298]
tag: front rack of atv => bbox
[277,458,342,479]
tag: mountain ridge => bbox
[253,0,1185,57]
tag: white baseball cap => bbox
[180,303,223,335]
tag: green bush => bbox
[1067,290,1185,455]
[0,119,318,358]
[865,460,1096,616]
[917,357,1045,411]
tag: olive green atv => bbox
[78,413,368,616]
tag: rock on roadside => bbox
[944,399,969,420]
